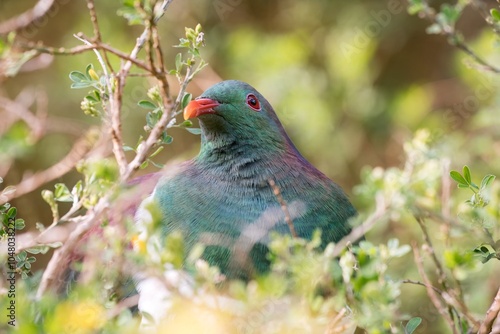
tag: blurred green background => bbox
[2,1,500,332]
[3,0,496,222]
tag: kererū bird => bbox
[135,80,357,326]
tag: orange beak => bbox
[183,98,220,120]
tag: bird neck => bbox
[195,129,290,179]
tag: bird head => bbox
[184,80,292,150]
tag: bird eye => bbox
[246,94,261,111]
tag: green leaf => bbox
[192,48,200,57]
[123,145,135,152]
[179,120,193,127]
[54,183,73,202]
[149,146,164,158]
[85,95,99,103]
[175,53,182,72]
[426,23,443,35]
[85,64,94,78]
[440,4,462,25]
[72,180,83,198]
[480,174,496,190]
[26,246,46,254]
[450,171,467,186]
[150,160,165,169]
[93,90,101,101]
[185,127,201,135]
[6,207,17,219]
[473,243,498,263]
[69,71,87,83]
[14,218,25,230]
[491,8,500,22]
[408,3,425,15]
[17,251,27,261]
[146,111,161,128]
[181,93,192,109]
[71,82,94,89]
[42,189,56,205]
[161,134,174,145]
[405,317,422,334]
[462,165,471,184]
[140,160,149,169]
[138,100,157,110]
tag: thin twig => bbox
[268,179,297,238]
[110,11,159,177]
[73,33,128,175]
[404,278,480,330]
[402,279,443,294]
[413,217,480,330]
[414,215,450,291]
[85,0,114,72]
[36,192,112,297]
[0,94,45,139]
[441,291,481,330]
[441,158,451,245]
[123,63,191,179]
[86,0,101,41]
[35,1,176,296]
[19,42,152,74]
[332,193,387,257]
[417,2,500,74]
[413,243,458,334]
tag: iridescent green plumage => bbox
[154,80,356,278]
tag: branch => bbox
[413,243,458,334]
[85,0,113,72]
[73,33,128,175]
[402,279,443,295]
[0,0,56,34]
[268,179,297,238]
[478,287,500,334]
[110,8,159,177]
[123,63,192,180]
[331,193,387,257]
[36,192,111,297]
[34,0,178,296]
[414,217,480,330]
[0,90,47,140]
[441,158,451,245]
[414,215,450,291]
[86,0,101,42]
[416,2,500,74]
[19,43,153,73]
[0,128,98,204]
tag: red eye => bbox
[246,94,261,111]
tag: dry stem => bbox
[413,243,458,334]
[331,193,387,257]
[0,0,56,34]
[0,129,97,204]
[479,287,500,334]
[268,178,297,238]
